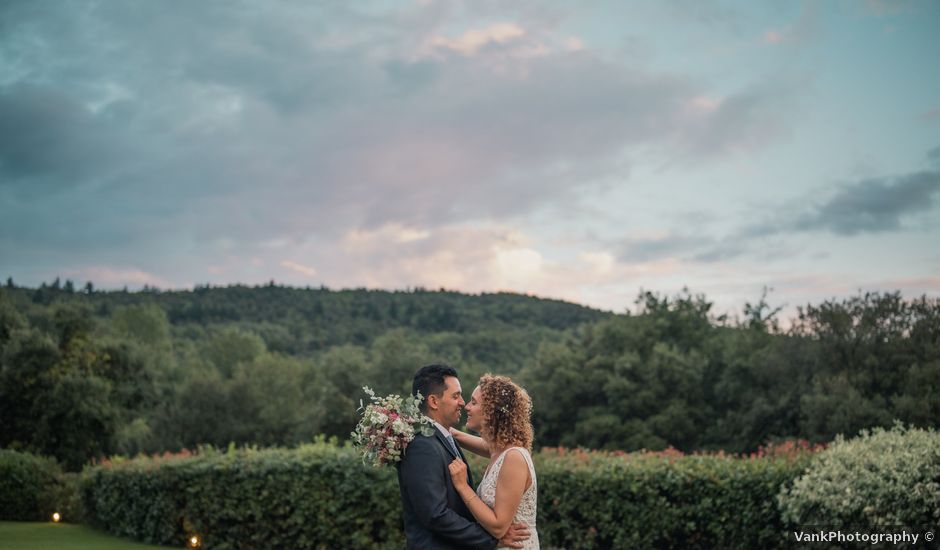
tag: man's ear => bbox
[426,393,439,411]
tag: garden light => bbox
[187,534,202,548]
[51,512,61,523]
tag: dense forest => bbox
[1,279,938,471]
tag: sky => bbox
[1,0,939,319]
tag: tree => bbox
[366,329,431,396]
[111,303,172,351]
[52,303,95,350]
[203,328,266,377]
[33,373,118,470]
[229,354,306,445]
[0,329,61,451]
[301,345,370,440]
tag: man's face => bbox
[434,376,465,429]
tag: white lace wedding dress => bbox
[477,447,540,549]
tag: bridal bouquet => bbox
[351,386,435,467]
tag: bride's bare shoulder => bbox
[497,449,532,488]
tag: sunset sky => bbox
[2,0,939,318]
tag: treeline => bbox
[1,282,938,470]
[0,283,604,470]
[14,278,606,352]
[521,291,940,453]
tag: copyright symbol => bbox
[926,531,934,542]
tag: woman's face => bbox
[464,385,484,432]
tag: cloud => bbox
[0,85,139,192]
[667,83,798,161]
[426,23,527,56]
[616,231,754,265]
[793,171,940,235]
[62,266,173,288]
[0,0,815,310]
[763,30,785,44]
[616,147,940,267]
[864,0,918,16]
[280,260,317,277]
[618,233,714,263]
[732,147,940,244]
[929,144,940,165]
[294,222,678,308]
[0,0,795,263]
[921,106,940,122]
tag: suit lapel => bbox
[435,431,473,486]
[435,431,460,459]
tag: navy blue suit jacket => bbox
[397,431,498,550]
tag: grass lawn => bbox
[0,522,172,550]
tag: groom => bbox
[397,364,530,549]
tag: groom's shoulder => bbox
[409,433,437,447]
[404,433,439,458]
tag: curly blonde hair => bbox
[478,374,534,451]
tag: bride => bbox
[447,374,539,549]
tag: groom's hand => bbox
[499,522,530,549]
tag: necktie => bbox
[446,435,459,457]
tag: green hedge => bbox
[80,442,819,549]
[530,448,811,549]
[81,443,404,549]
[18,429,940,549]
[0,448,74,521]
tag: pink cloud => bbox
[427,23,526,56]
[64,266,174,289]
[330,222,684,310]
[763,30,785,44]
[280,260,318,277]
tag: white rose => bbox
[392,419,410,434]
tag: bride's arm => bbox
[449,427,490,458]
[450,451,530,539]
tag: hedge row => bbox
[531,448,813,549]
[75,442,813,550]
[14,426,935,549]
[80,443,404,549]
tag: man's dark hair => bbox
[412,364,458,413]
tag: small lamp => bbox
[51,512,61,523]
[187,534,202,548]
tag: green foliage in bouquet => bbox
[778,423,940,528]
[351,387,434,467]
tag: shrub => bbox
[81,442,404,549]
[82,441,816,549]
[533,447,813,549]
[778,423,940,528]
[0,449,65,521]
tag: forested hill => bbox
[7,281,612,353]
[2,280,937,472]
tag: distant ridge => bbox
[3,282,612,351]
